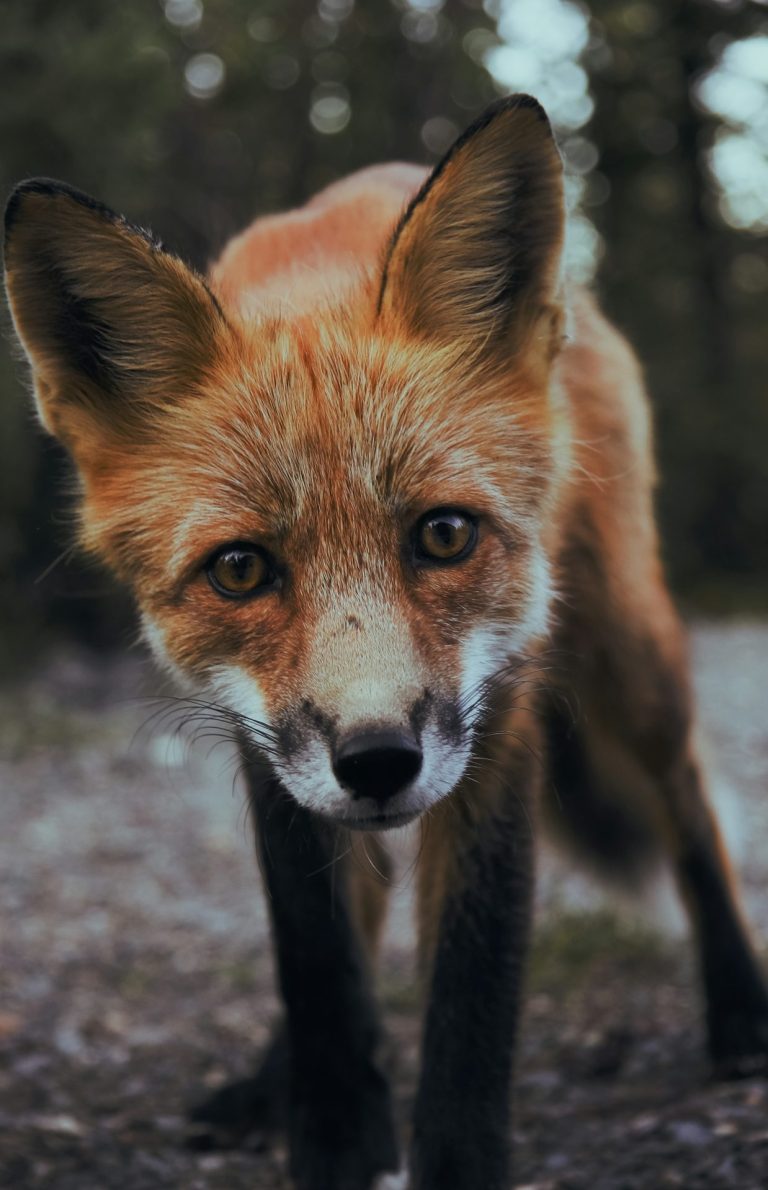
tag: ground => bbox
[1,622,768,1189]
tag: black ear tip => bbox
[4,178,119,245]
[441,94,554,166]
[6,179,70,240]
[508,93,552,125]
[5,180,42,241]
[489,94,553,135]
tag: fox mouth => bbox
[332,808,422,832]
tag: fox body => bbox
[5,97,768,1189]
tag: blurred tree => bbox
[583,0,768,602]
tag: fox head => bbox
[4,96,566,829]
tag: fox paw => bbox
[186,1070,287,1150]
[289,1066,399,1190]
[709,1009,768,1079]
[291,1146,402,1190]
[186,1024,290,1150]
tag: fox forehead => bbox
[89,316,554,588]
[196,318,550,513]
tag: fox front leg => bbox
[410,736,537,1189]
[249,767,400,1190]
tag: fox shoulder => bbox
[209,163,428,318]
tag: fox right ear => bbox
[4,179,228,463]
[378,96,565,376]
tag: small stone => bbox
[0,1011,24,1039]
[519,1069,562,1091]
[669,1120,711,1147]
[631,1113,659,1134]
[32,1113,84,1137]
[196,1154,225,1172]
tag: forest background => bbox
[2,0,767,665]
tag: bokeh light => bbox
[164,0,203,31]
[310,84,352,134]
[698,35,768,233]
[263,54,301,90]
[421,115,459,155]
[183,52,225,101]
[711,132,768,232]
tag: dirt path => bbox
[2,623,768,1188]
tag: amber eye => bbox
[207,544,273,598]
[415,509,477,563]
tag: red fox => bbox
[5,96,768,1190]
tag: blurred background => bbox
[2,0,767,667]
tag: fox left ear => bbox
[378,95,565,374]
[3,179,228,465]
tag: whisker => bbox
[307,843,353,880]
[359,835,388,884]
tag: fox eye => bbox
[206,544,274,598]
[415,509,477,563]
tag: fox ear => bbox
[4,179,227,460]
[378,96,565,372]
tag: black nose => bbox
[333,730,423,802]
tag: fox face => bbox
[4,97,566,827]
[132,325,557,829]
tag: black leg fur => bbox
[411,765,536,1190]
[674,805,768,1077]
[187,1021,290,1149]
[251,768,400,1190]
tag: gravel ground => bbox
[1,622,768,1189]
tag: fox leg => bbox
[552,577,768,1076]
[189,765,396,1180]
[631,640,768,1074]
[661,743,768,1073]
[250,766,398,1189]
[410,707,539,1190]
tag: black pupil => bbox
[228,551,255,580]
[432,517,458,547]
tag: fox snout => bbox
[266,677,468,830]
[332,728,423,802]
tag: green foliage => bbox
[529,908,671,996]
